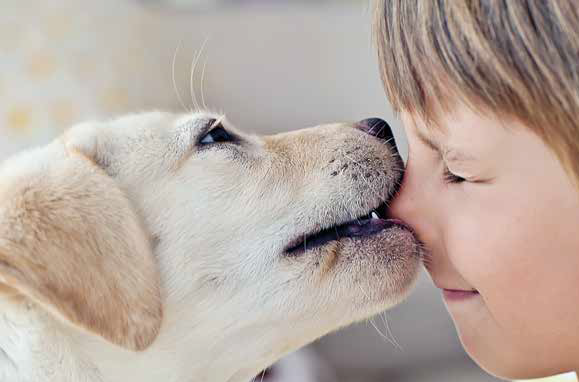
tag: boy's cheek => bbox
[447,203,535,292]
[443,217,498,287]
[450,216,579,377]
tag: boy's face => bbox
[391,105,579,379]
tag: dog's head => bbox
[0,112,420,373]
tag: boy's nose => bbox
[355,118,398,154]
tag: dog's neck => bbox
[0,298,307,382]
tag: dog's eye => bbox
[199,125,234,145]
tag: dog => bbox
[0,111,421,382]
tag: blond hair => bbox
[373,0,579,179]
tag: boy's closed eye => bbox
[411,126,494,185]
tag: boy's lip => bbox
[432,281,480,301]
[442,288,480,302]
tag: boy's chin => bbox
[452,313,567,381]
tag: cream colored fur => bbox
[0,111,420,382]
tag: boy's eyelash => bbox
[443,166,467,184]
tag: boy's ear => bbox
[0,125,162,351]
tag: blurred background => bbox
[0,0,513,381]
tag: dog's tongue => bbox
[338,218,395,237]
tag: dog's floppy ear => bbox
[0,125,162,351]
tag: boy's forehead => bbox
[400,105,506,163]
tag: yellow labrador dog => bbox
[0,112,421,382]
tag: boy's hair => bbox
[373,0,579,179]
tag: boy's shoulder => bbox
[519,373,577,382]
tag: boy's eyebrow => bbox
[415,129,476,162]
[415,128,441,152]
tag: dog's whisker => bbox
[370,316,402,350]
[201,56,209,111]
[367,119,382,136]
[380,312,402,350]
[189,58,197,111]
[357,285,401,350]
[384,137,395,146]
[171,40,188,112]
[358,283,370,300]
[375,125,385,138]
[421,248,433,270]
[358,281,401,349]
[190,37,209,112]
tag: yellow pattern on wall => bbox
[26,51,57,79]
[0,0,161,160]
[6,105,32,133]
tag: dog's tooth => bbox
[371,211,379,220]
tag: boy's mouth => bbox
[442,289,480,302]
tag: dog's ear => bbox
[0,125,162,351]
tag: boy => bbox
[374,1,579,380]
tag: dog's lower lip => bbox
[381,218,414,234]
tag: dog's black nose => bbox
[356,118,399,155]
[356,118,394,142]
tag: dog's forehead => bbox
[107,111,226,137]
[174,111,225,129]
[96,111,239,175]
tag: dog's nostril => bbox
[356,118,394,141]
